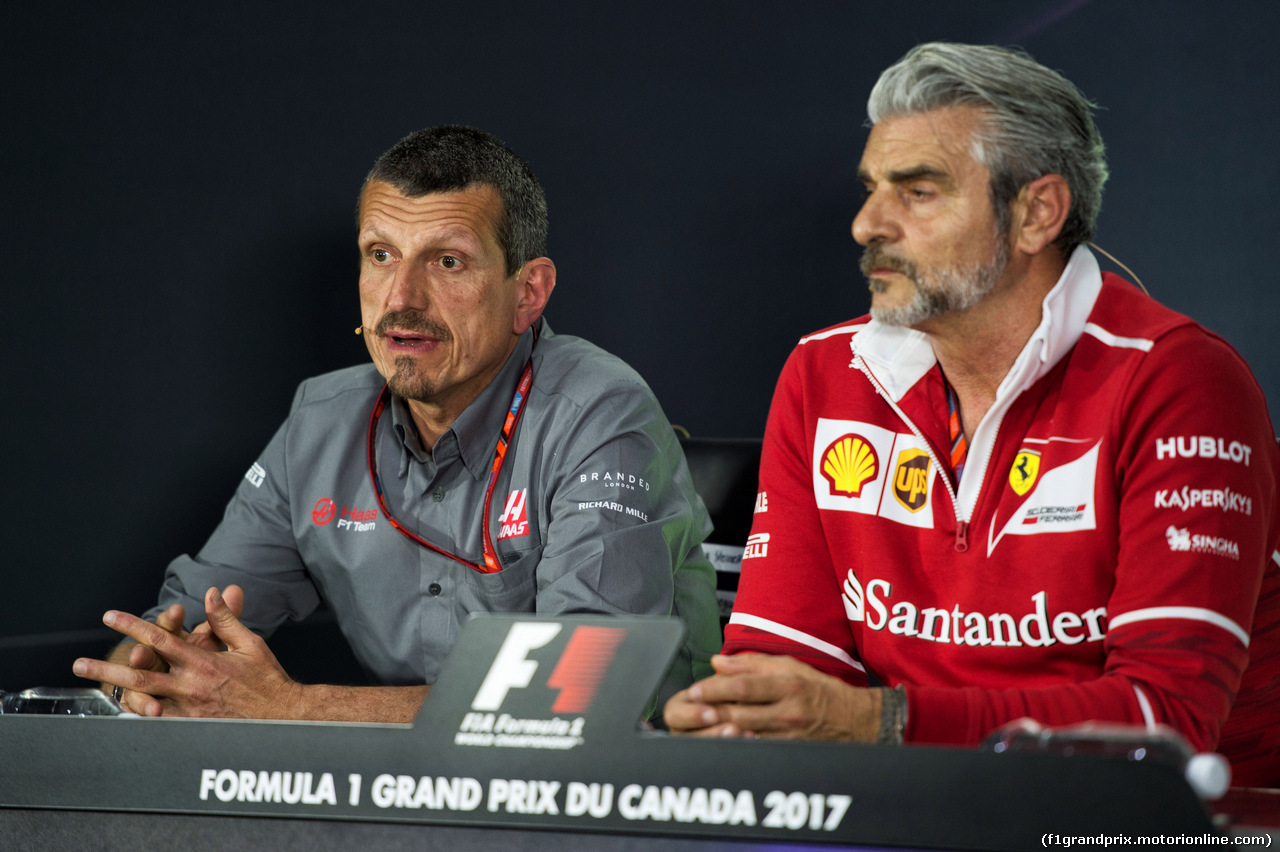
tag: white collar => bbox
[850,245,1103,403]
[850,245,1104,517]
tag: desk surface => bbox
[0,615,1249,851]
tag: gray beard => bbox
[867,239,1009,328]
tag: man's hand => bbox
[663,653,882,742]
[101,586,247,713]
[118,585,247,668]
[75,586,302,719]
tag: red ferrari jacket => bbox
[725,248,1280,786]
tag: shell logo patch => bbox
[893,448,932,512]
[810,419,934,529]
[1009,450,1041,496]
[821,434,879,497]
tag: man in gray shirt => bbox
[73,126,720,723]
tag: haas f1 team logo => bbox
[498,488,530,540]
[312,498,377,531]
[312,498,337,525]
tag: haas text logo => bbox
[498,489,530,540]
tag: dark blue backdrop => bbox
[3,0,1277,686]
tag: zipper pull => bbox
[954,521,969,553]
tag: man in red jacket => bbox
[664,42,1280,786]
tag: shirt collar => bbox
[851,244,1103,402]
[994,244,1102,400]
[388,318,543,480]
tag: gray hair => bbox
[867,42,1108,252]
[363,126,548,275]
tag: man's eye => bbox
[440,255,460,269]
[371,249,391,263]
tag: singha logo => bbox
[1165,525,1192,552]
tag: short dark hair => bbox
[868,43,1108,253]
[363,126,548,275]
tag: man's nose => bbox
[851,189,900,247]
[384,262,430,312]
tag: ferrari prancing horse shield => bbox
[1009,450,1041,496]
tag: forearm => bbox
[288,683,431,724]
[904,634,1244,752]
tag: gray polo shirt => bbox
[148,319,719,707]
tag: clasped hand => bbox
[73,585,301,719]
[662,653,881,742]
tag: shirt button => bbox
[432,488,445,502]
[428,583,442,596]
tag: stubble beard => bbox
[387,358,440,402]
[374,310,452,403]
[862,237,1009,328]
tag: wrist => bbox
[279,679,311,720]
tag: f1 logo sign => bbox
[472,623,562,711]
[471,621,626,714]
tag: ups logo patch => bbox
[893,449,931,512]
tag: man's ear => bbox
[1012,174,1071,256]
[513,257,556,334]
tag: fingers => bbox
[683,670,791,707]
[78,591,283,720]
[127,642,160,670]
[153,603,187,636]
[73,656,167,716]
[663,689,720,732]
[705,704,793,739]
[221,584,246,619]
[111,588,249,660]
[664,653,866,741]
[116,686,164,717]
[185,586,249,653]
[710,652,754,672]
[202,587,257,651]
[101,610,193,666]
[188,621,223,653]
[686,722,750,738]
[710,652,805,676]
[663,690,758,738]
[108,605,184,716]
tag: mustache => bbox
[373,310,452,341]
[859,245,917,281]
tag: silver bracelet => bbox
[877,684,907,746]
